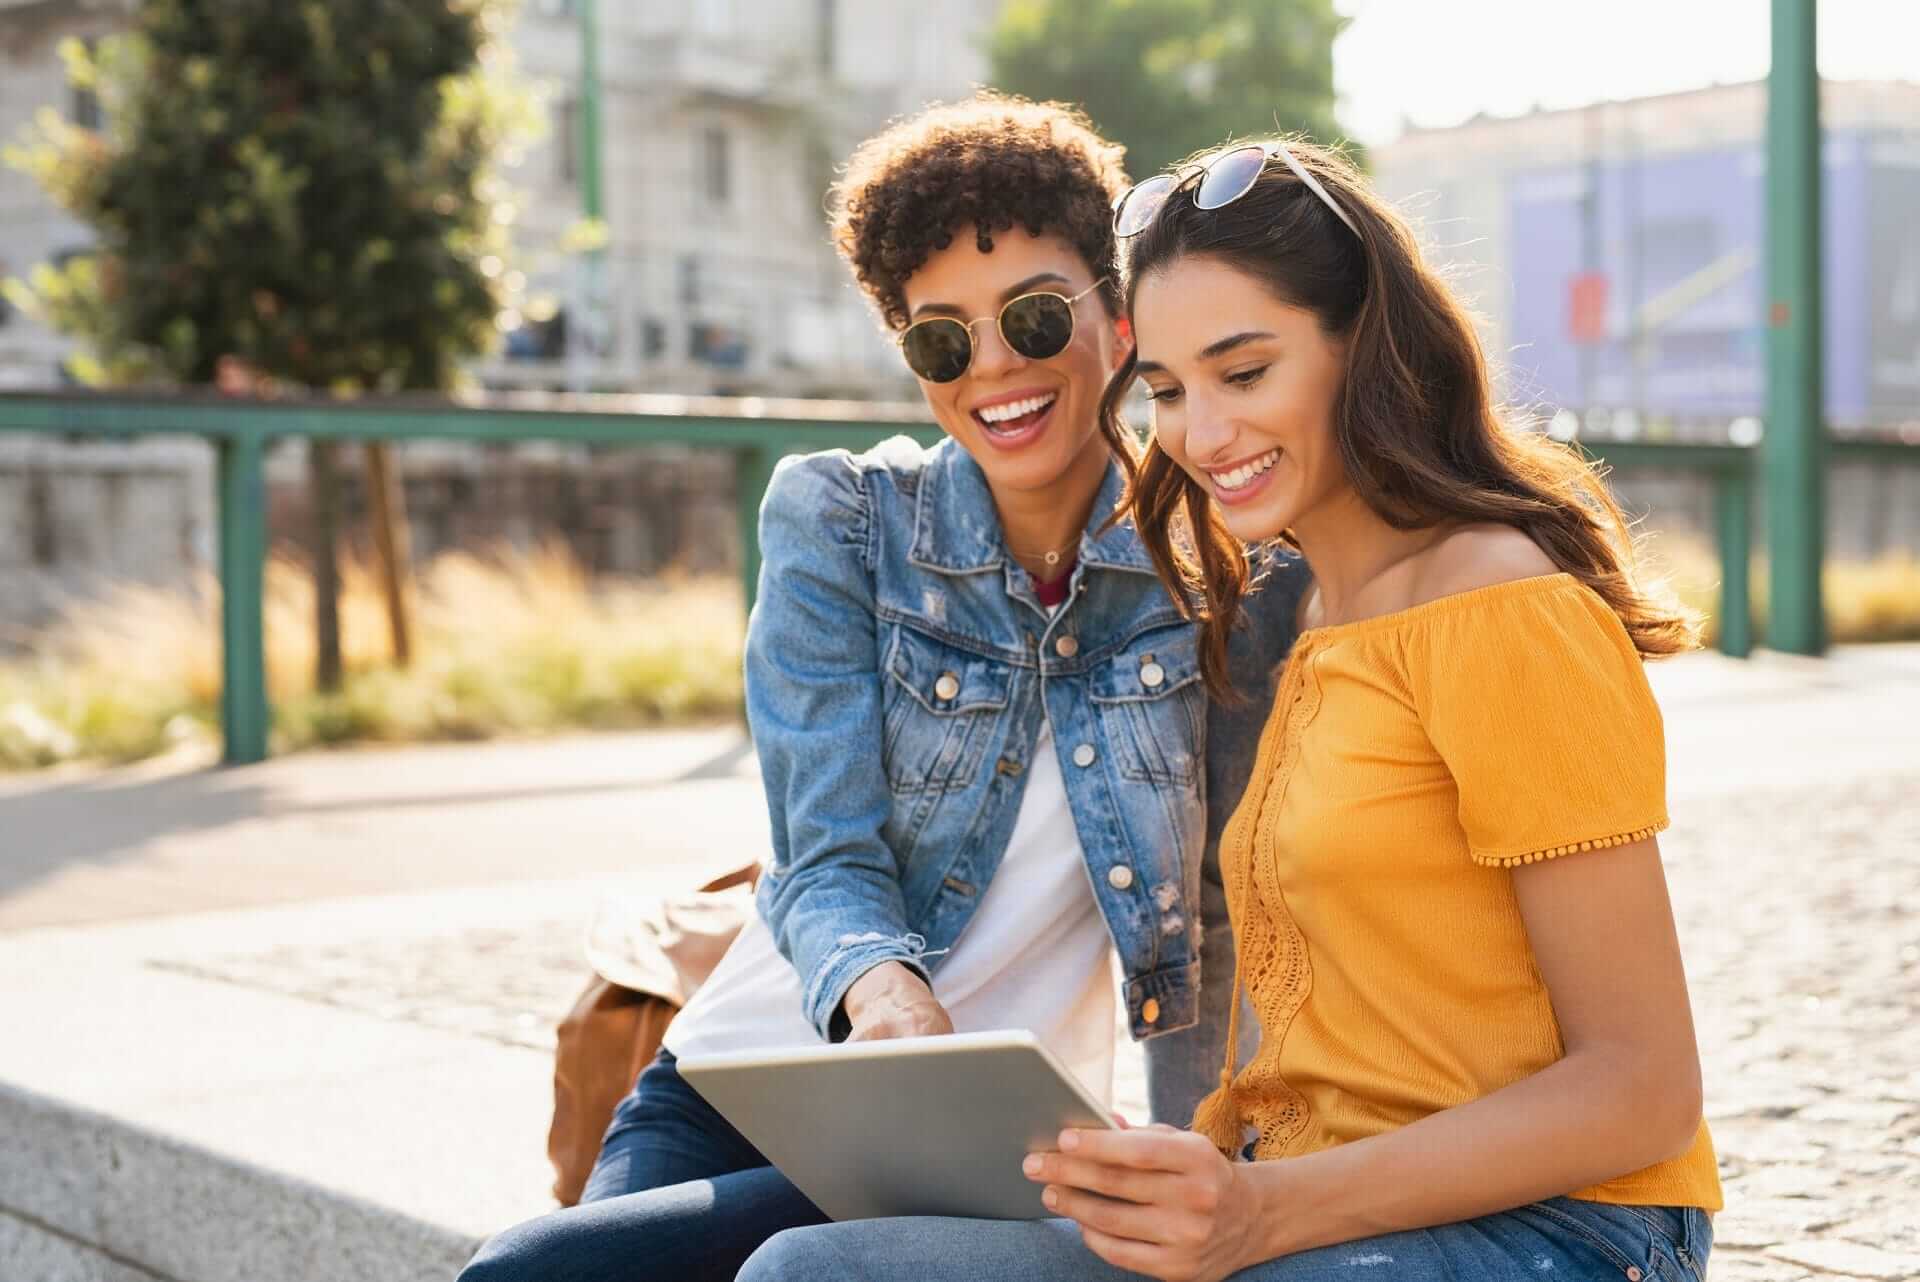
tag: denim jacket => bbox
[745,435,1304,1122]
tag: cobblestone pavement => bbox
[151,764,1920,1278]
[1666,770,1920,1281]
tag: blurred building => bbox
[1371,80,1920,435]
[1369,80,1920,558]
[0,0,128,390]
[486,0,1003,397]
[0,0,1005,638]
[0,0,1005,396]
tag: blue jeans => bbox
[738,1197,1713,1282]
[458,1049,826,1282]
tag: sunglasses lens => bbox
[1195,146,1268,210]
[901,318,972,383]
[1115,174,1177,237]
[1000,293,1075,361]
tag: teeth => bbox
[977,393,1057,425]
[1213,450,1280,491]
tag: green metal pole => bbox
[578,0,603,228]
[1715,468,1754,658]
[217,435,270,764]
[737,447,780,621]
[1764,0,1825,654]
[578,0,605,366]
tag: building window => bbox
[72,85,101,130]
[678,255,702,306]
[556,97,578,186]
[699,126,731,206]
[817,0,836,74]
[71,39,102,131]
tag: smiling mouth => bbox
[1209,449,1281,491]
[973,392,1059,435]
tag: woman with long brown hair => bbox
[459,98,1307,1282]
[737,137,1721,1282]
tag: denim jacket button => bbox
[1626,1270,1642,1282]
[1141,997,1160,1024]
[1072,743,1097,768]
[933,672,960,701]
[1107,864,1135,890]
[1054,634,1080,658]
[1140,661,1166,688]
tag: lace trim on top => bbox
[1191,636,1323,1158]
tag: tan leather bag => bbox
[546,863,759,1206]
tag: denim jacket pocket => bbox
[882,625,1012,795]
[1088,626,1205,785]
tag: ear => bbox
[1109,316,1135,371]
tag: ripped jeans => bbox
[738,1197,1713,1282]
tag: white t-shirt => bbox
[664,721,1118,1104]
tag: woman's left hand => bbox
[1023,1125,1260,1282]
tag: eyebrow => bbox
[1200,330,1276,360]
[1135,330,1277,376]
[910,272,1073,320]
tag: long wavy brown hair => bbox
[1098,138,1700,698]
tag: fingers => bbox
[1076,1223,1169,1279]
[1044,1181,1206,1253]
[1025,1152,1176,1205]
[1055,1125,1210,1171]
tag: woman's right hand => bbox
[841,961,955,1041]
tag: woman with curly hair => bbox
[458,95,1305,1282]
[734,138,1721,1282]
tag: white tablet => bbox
[676,1029,1116,1222]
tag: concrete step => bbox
[3,1082,474,1282]
[0,878,663,1282]
[0,865,1155,1282]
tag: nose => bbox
[968,317,1027,380]
[1182,394,1239,467]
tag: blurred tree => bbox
[4,0,540,690]
[986,0,1351,180]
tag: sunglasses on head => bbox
[897,279,1109,384]
[1112,140,1360,240]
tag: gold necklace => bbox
[1006,541,1068,573]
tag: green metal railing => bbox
[0,389,938,763]
[1,389,1915,765]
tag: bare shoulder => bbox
[1409,523,1559,605]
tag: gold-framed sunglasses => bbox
[1113,140,1359,239]
[896,279,1109,384]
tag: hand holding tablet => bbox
[676,1030,1117,1221]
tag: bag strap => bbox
[696,862,761,895]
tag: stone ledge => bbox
[0,1083,476,1282]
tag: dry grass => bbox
[3,531,1916,771]
[1649,535,1920,650]
[0,542,744,769]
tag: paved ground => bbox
[2,644,1917,1278]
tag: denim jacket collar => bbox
[909,440,1158,578]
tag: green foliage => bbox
[986,0,1352,180]
[1,0,541,392]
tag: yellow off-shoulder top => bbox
[1194,573,1722,1211]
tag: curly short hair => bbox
[828,92,1130,332]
